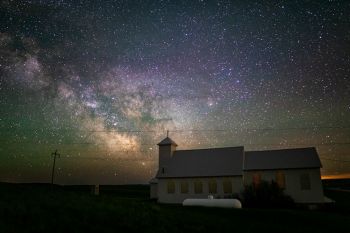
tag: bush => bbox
[242,180,295,208]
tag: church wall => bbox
[243,168,324,203]
[157,176,243,204]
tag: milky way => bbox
[0,0,350,184]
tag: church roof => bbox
[156,146,244,178]
[244,147,322,171]
[157,137,178,146]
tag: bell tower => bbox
[157,133,177,174]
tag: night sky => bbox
[1,0,349,184]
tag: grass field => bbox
[0,182,349,233]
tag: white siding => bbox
[157,176,243,204]
[244,168,324,203]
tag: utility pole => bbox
[51,149,60,187]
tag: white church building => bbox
[150,137,325,204]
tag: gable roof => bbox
[243,147,322,171]
[157,137,178,146]
[156,146,244,178]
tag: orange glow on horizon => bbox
[321,173,350,180]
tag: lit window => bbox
[167,180,175,193]
[194,181,203,194]
[276,171,286,189]
[223,179,232,194]
[252,173,261,187]
[300,173,311,190]
[180,181,189,194]
[208,180,217,194]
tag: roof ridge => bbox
[246,147,316,153]
[175,146,244,152]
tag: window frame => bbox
[180,181,189,194]
[194,180,203,194]
[222,179,232,194]
[252,172,261,187]
[167,180,175,194]
[276,171,286,189]
[208,179,217,194]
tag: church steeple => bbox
[157,136,178,146]
[157,134,177,174]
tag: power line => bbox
[4,150,350,165]
[170,127,350,132]
[1,141,350,147]
[0,129,158,133]
[0,126,350,132]
[12,139,350,150]
[245,142,350,146]
[0,141,155,145]
[321,158,350,163]
[6,154,350,163]
[5,155,156,161]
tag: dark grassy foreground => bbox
[0,183,349,233]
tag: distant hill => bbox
[323,178,350,191]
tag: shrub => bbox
[242,180,294,208]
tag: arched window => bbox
[194,180,203,194]
[208,179,217,194]
[252,173,261,187]
[276,171,286,189]
[223,179,232,193]
[180,181,189,193]
[167,180,175,193]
